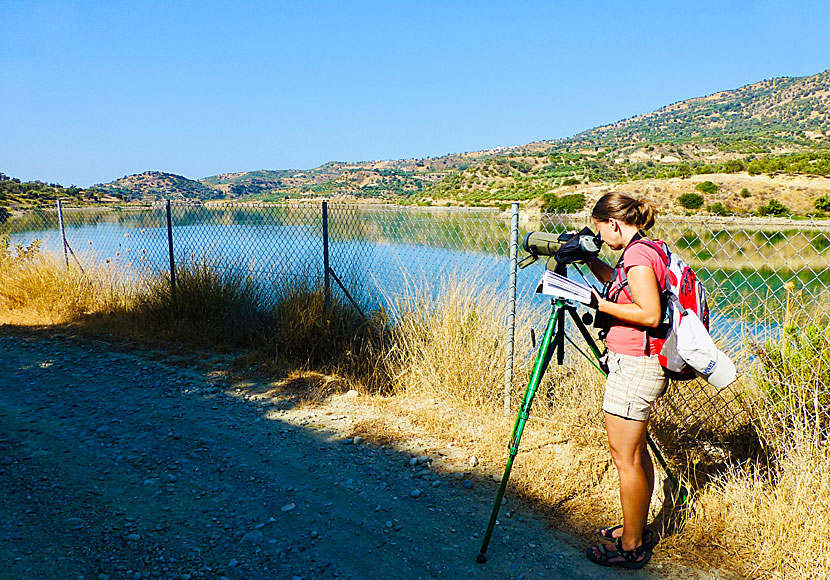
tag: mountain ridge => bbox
[7,69,829,212]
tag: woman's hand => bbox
[588,287,603,310]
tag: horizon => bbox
[2,1,830,187]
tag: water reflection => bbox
[2,205,825,343]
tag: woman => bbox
[584,192,669,570]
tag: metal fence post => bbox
[57,200,69,270]
[504,202,520,415]
[166,200,177,304]
[322,201,331,312]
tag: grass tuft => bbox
[130,260,271,347]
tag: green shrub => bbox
[561,177,581,186]
[542,193,586,213]
[722,159,745,173]
[740,188,752,198]
[695,180,719,194]
[757,199,790,217]
[707,202,729,216]
[0,206,9,224]
[753,323,830,433]
[814,195,830,212]
[678,193,704,210]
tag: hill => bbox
[195,69,830,209]
[63,69,830,216]
[200,153,492,200]
[0,172,111,215]
[570,69,830,150]
[416,70,830,213]
[92,171,222,202]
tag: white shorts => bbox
[602,352,668,421]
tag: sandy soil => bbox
[0,328,724,580]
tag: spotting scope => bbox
[521,231,563,259]
[519,227,602,269]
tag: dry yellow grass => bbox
[0,239,131,325]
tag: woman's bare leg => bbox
[605,412,652,551]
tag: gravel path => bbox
[0,328,697,580]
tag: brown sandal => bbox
[586,537,652,570]
[598,524,658,550]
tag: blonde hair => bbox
[591,192,657,231]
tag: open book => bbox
[536,270,595,305]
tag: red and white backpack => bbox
[608,238,710,380]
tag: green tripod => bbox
[475,267,687,564]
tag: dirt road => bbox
[0,329,703,580]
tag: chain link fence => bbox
[3,201,829,463]
[3,200,828,345]
[4,202,828,329]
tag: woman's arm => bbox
[595,265,662,328]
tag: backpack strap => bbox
[605,236,671,354]
[606,236,668,303]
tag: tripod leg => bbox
[477,301,563,564]
[566,306,604,360]
[646,433,688,504]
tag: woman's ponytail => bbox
[592,192,658,231]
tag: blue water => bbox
[5,208,778,350]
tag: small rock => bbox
[342,438,352,445]
[68,517,85,530]
[469,455,479,467]
[240,530,263,544]
[353,436,364,445]
[463,480,473,489]
[408,457,418,467]
[416,455,429,465]
[491,474,501,482]
[125,533,141,541]
[228,558,239,567]
[410,489,422,498]
[345,390,359,398]
[431,480,441,488]
[281,503,296,512]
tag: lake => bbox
[4,203,827,345]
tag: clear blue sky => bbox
[2,1,829,187]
